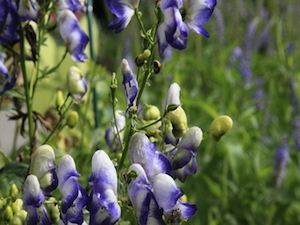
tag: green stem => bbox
[43,96,72,144]
[19,23,35,151]
[87,0,100,128]
[118,122,134,173]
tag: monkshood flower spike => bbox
[29,144,58,196]
[153,173,197,224]
[0,0,19,44]
[106,0,140,33]
[127,164,165,225]
[57,154,88,224]
[17,0,40,22]
[23,175,52,225]
[57,9,89,62]
[121,58,138,110]
[0,53,15,95]
[87,150,121,225]
[128,132,171,181]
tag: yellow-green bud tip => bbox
[10,183,18,198]
[56,90,64,109]
[208,115,233,142]
[66,111,79,128]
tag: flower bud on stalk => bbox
[67,66,87,103]
[166,106,188,138]
[135,49,151,67]
[4,205,13,222]
[9,183,19,198]
[142,104,161,121]
[56,90,65,110]
[208,115,233,141]
[66,111,79,128]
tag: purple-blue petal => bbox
[60,178,79,213]
[172,156,198,182]
[172,148,193,170]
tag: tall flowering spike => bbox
[273,135,289,189]
[67,66,87,103]
[106,0,140,33]
[153,173,197,223]
[0,0,19,44]
[29,144,58,196]
[127,164,166,225]
[105,110,126,152]
[57,9,89,62]
[87,150,121,225]
[121,58,138,110]
[172,126,203,182]
[23,175,52,225]
[57,155,88,224]
[0,53,15,95]
[17,0,39,21]
[128,132,171,181]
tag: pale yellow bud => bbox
[67,66,87,103]
[135,49,151,66]
[142,104,161,121]
[66,111,79,128]
[11,199,23,214]
[9,184,18,198]
[56,90,64,109]
[4,205,13,222]
[208,115,233,142]
[166,106,188,138]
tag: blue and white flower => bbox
[29,144,58,196]
[172,126,203,182]
[57,9,89,62]
[23,174,52,225]
[87,150,121,225]
[157,0,217,54]
[106,0,140,33]
[127,164,165,225]
[67,66,87,103]
[57,155,88,225]
[0,53,15,95]
[153,173,197,223]
[56,0,85,12]
[17,0,39,21]
[0,0,19,44]
[128,132,171,181]
[121,58,138,110]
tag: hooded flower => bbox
[128,132,171,181]
[105,110,126,152]
[56,0,84,12]
[67,66,87,103]
[17,0,39,21]
[87,150,121,225]
[57,9,89,62]
[172,126,203,182]
[57,155,88,224]
[152,173,197,223]
[29,144,58,196]
[0,53,15,95]
[106,0,140,33]
[157,0,217,54]
[0,0,19,44]
[23,175,52,225]
[121,58,138,110]
[127,164,165,225]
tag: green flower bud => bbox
[0,198,6,210]
[66,111,79,128]
[9,215,22,225]
[47,197,59,223]
[153,60,162,74]
[208,115,233,142]
[16,210,27,221]
[135,49,151,67]
[142,104,161,121]
[11,199,23,214]
[56,90,64,109]
[4,205,13,222]
[10,183,18,198]
[166,106,188,138]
